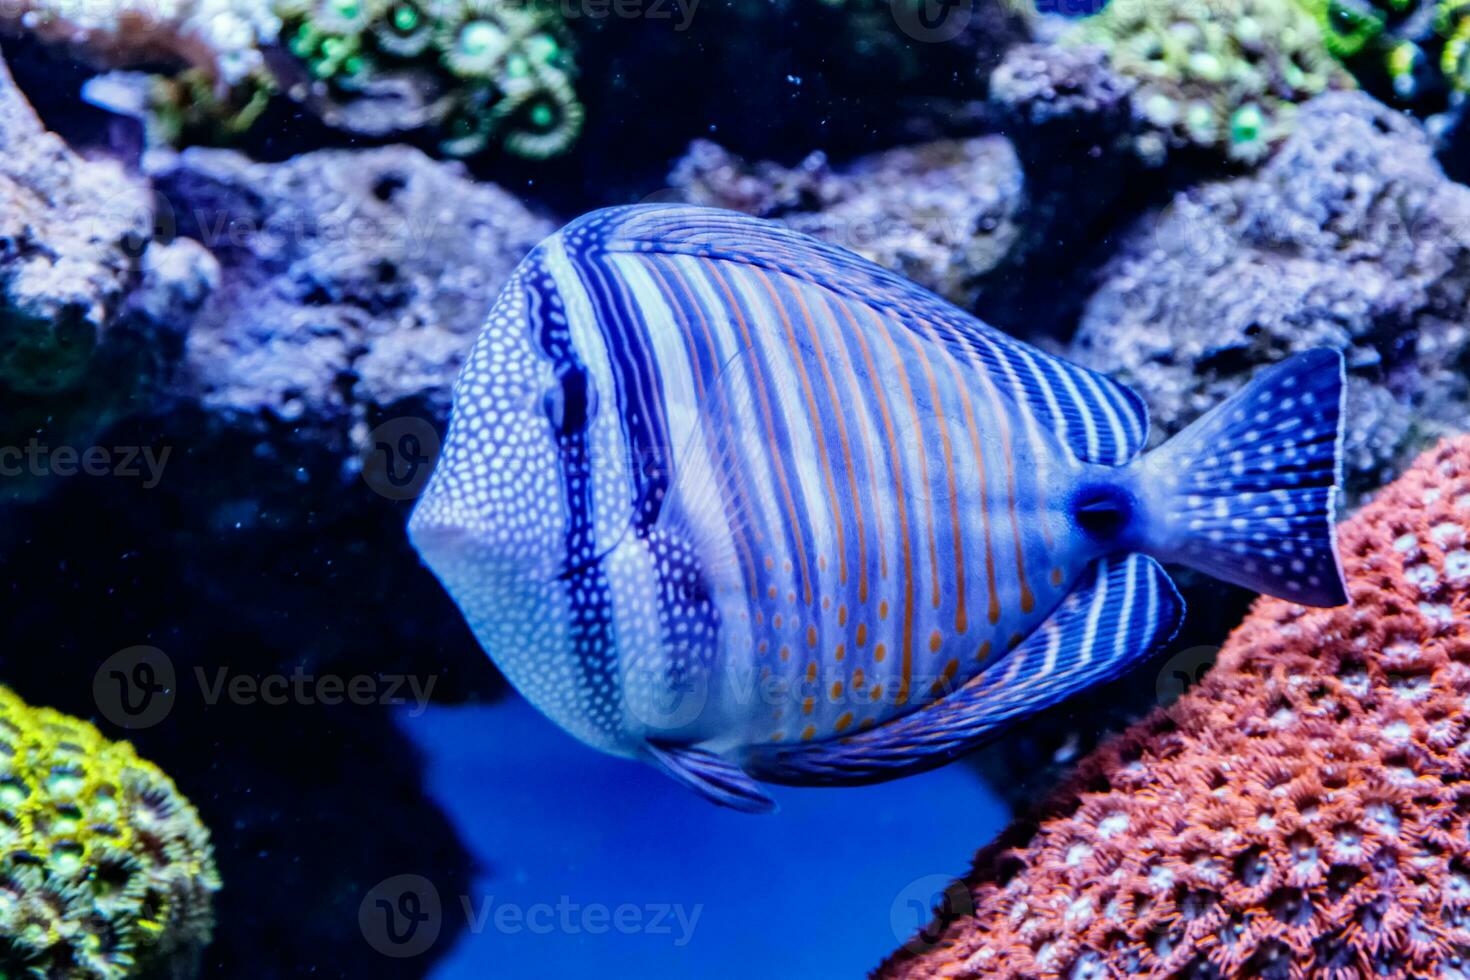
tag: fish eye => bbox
[542,362,595,437]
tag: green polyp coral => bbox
[314,0,378,33]
[149,68,276,146]
[442,7,512,77]
[491,68,584,158]
[1299,0,1470,107]
[1448,12,1470,90]
[376,0,437,57]
[1066,0,1352,162]
[5,0,583,158]
[0,686,219,979]
[288,19,366,80]
[1316,0,1386,57]
[276,0,583,157]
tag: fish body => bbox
[410,205,1348,812]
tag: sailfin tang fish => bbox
[409,205,1348,814]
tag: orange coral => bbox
[879,436,1470,980]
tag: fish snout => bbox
[406,497,486,567]
[406,509,466,558]
[408,491,565,583]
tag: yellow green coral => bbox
[279,0,583,157]
[0,686,219,979]
[1298,0,1470,105]
[1066,0,1352,162]
[4,0,582,158]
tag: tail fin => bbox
[1134,348,1348,607]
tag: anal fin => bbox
[744,554,1184,786]
[645,742,776,813]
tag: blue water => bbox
[401,697,1008,978]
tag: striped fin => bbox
[589,205,1149,467]
[742,554,1183,786]
[652,346,769,581]
[645,742,776,813]
[1136,348,1348,606]
[547,343,769,586]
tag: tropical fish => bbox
[409,205,1348,813]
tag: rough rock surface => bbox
[70,142,561,699]
[989,43,1138,178]
[985,43,1158,327]
[669,137,1025,315]
[147,144,553,456]
[0,53,150,394]
[0,50,210,505]
[1071,92,1470,494]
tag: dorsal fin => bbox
[579,204,1150,467]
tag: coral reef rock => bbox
[1064,0,1351,163]
[0,54,152,395]
[1071,92,1470,495]
[984,43,1150,321]
[147,142,551,455]
[667,138,1025,315]
[0,684,219,979]
[988,42,1137,173]
[0,0,279,87]
[49,139,545,698]
[880,434,1470,978]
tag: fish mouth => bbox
[408,505,563,582]
[406,513,465,559]
[406,499,484,567]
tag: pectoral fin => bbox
[743,553,1184,786]
[542,346,772,586]
[644,742,776,813]
[650,347,771,582]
